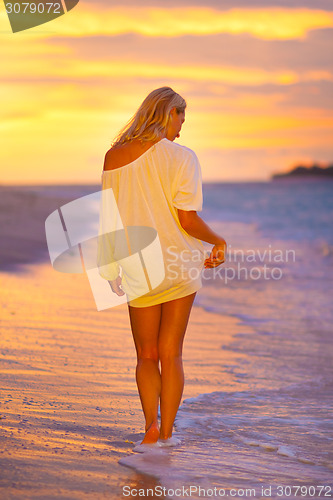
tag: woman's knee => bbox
[137,347,159,363]
[159,351,182,366]
[158,338,183,362]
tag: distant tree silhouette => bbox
[272,164,333,179]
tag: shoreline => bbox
[1,251,251,498]
[2,184,331,497]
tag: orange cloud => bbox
[2,53,333,86]
[1,6,333,40]
[1,77,332,184]
[186,110,333,150]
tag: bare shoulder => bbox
[103,145,127,171]
[103,139,160,171]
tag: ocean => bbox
[120,180,333,498]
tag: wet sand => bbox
[0,185,250,498]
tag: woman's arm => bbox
[177,209,226,268]
[177,209,225,245]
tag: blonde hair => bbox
[112,86,186,147]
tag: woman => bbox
[99,87,226,447]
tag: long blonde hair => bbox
[112,87,186,147]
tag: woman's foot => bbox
[141,421,160,444]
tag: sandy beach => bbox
[1,184,332,499]
[0,185,251,499]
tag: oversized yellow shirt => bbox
[97,138,205,307]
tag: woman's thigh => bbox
[128,303,162,359]
[158,293,196,357]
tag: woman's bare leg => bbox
[128,303,162,444]
[158,292,196,440]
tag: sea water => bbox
[120,180,333,498]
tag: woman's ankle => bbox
[145,420,159,432]
[159,430,172,440]
[141,421,160,444]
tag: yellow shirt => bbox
[97,138,205,307]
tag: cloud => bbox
[2,51,332,86]
[2,6,333,40]
[49,28,333,75]
[94,0,333,11]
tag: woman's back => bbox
[98,138,205,307]
[103,139,159,171]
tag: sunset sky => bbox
[1,0,333,183]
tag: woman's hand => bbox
[108,276,125,296]
[204,241,226,269]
